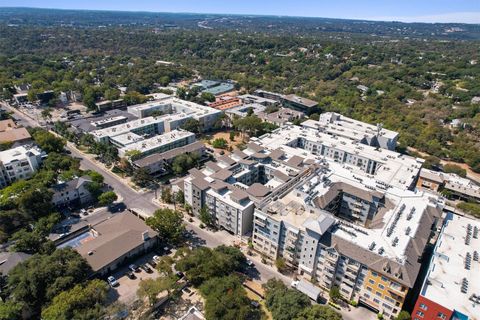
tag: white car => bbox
[291,280,299,288]
[107,276,118,287]
[153,255,162,263]
[246,259,254,267]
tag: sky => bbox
[1,0,479,24]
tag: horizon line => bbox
[1,6,479,25]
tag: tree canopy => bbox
[146,208,185,244]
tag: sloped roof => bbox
[76,213,158,272]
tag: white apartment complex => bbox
[302,112,399,151]
[0,145,44,187]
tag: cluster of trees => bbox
[146,208,185,244]
[171,152,201,175]
[0,248,94,319]
[175,246,260,320]
[2,20,480,169]
[233,115,278,138]
[263,279,341,320]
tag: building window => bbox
[437,313,446,320]
[378,283,385,290]
[419,304,428,311]
[369,279,375,285]
[375,292,382,297]
[416,311,424,317]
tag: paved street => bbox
[2,101,376,320]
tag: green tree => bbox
[443,164,467,177]
[98,191,118,206]
[85,170,104,184]
[124,149,142,161]
[200,275,261,320]
[176,246,245,286]
[181,118,202,134]
[0,301,23,320]
[172,152,200,175]
[41,279,109,320]
[395,311,411,320]
[275,257,287,273]
[161,187,173,203]
[212,138,228,149]
[199,206,214,227]
[263,279,311,320]
[175,190,185,205]
[229,131,235,141]
[31,129,65,153]
[329,286,342,302]
[10,229,55,254]
[7,248,92,315]
[146,208,185,244]
[200,92,216,103]
[295,305,342,320]
[132,168,152,187]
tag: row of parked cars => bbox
[106,247,174,288]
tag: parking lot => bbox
[107,252,163,304]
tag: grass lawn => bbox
[245,287,272,320]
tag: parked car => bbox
[148,260,157,268]
[80,209,88,216]
[182,287,194,296]
[246,259,254,267]
[251,301,260,308]
[153,255,161,263]
[141,264,152,273]
[107,276,118,287]
[126,271,136,279]
[128,264,140,272]
[176,271,184,279]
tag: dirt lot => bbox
[203,131,246,155]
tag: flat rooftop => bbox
[0,145,42,163]
[91,116,163,139]
[119,129,194,154]
[303,112,399,140]
[127,97,221,118]
[91,115,128,127]
[283,94,318,108]
[253,124,422,190]
[420,214,480,318]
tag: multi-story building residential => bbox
[183,143,312,236]
[302,112,399,151]
[412,214,480,320]
[51,176,93,207]
[133,141,205,175]
[258,108,304,126]
[238,94,279,107]
[91,116,166,144]
[225,103,267,119]
[281,94,319,114]
[252,162,443,319]
[0,145,44,187]
[91,116,128,129]
[126,97,222,130]
[118,129,196,158]
[417,168,480,203]
[251,124,423,190]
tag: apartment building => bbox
[282,94,319,114]
[252,162,443,319]
[91,116,128,129]
[417,168,480,203]
[133,141,205,175]
[183,143,311,236]
[0,145,44,187]
[127,97,222,130]
[258,108,304,126]
[252,124,423,190]
[412,214,480,320]
[118,130,196,158]
[51,176,93,207]
[302,112,399,151]
[91,116,165,144]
